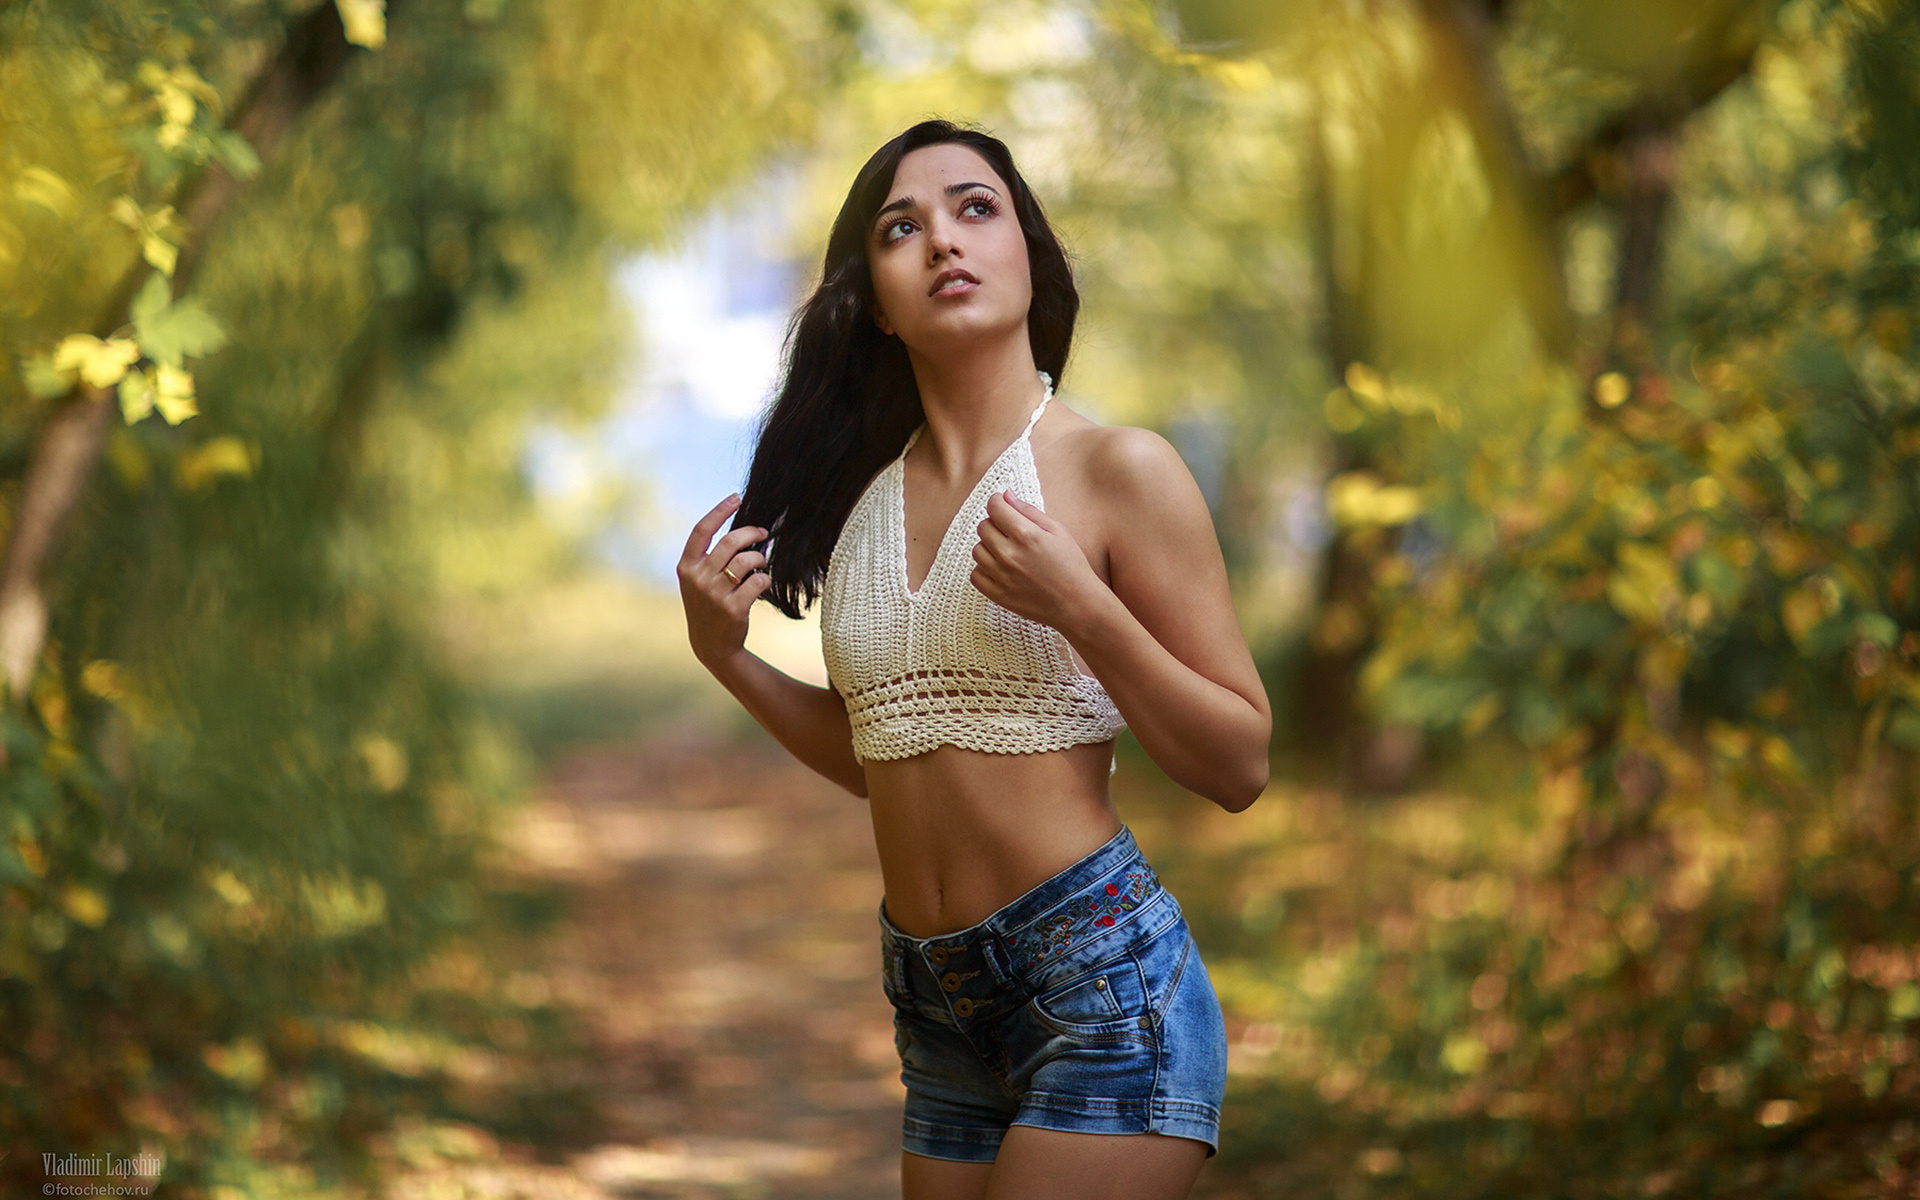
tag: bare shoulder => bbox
[1040,406,1193,493]
[1084,425,1196,496]
[1049,421,1207,527]
[1035,410,1212,579]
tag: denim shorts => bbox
[878,826,1228,1163]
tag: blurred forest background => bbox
[2,0,1916,1197]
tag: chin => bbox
[908,306,1028,349]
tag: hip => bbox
[877,825,1229,1130]
[878,825,1193,1025]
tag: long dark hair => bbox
[736,120,1079,620]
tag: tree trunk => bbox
[0,1,369,699]
[1416,0,1574,358]
[1291,78,1425,792]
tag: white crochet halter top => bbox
[819,372,1128,764]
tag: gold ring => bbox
[722,566,740,584]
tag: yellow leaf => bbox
[118,367,157,423]
[80,660,129,701]
[156,84,196,130]
[1205,58,1272,92]
[1594,372,1631,408]
[152,364,198,424]
[337,0,388,48]
[206,868,254,907]
[1462,694,1504,736]
[203,1036,268,1088]
[1345,362,1386,405]
[302,871,389,935]
[176,436,258,491]
[1781,587,1824,641]
[61,884,110,928]
[1327,471,1422,527]
[1760,736,1796,774]
[142,235,178,276]
[165,64,222,112]
[1891,985,1920,1020]
[355,733,409,792]
[54,335,141,389]
[1441,1031,1487,1075]
[1607,541,1678,625]
[13,837,47,878]
[14,166,77,218]
[1688,477,1724,509]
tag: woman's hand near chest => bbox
[976,418,1273,812]
[968,421,1111,633]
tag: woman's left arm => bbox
[971,427,1273,811]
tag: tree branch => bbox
[1547,4,1765,220]
[0,1,369,699]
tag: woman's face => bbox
[867,143,1032,358]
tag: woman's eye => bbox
[883,219,914,242]
[962,197,995,217]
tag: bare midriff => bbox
[864,737,1122,938]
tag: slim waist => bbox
[879,826,1173,1025]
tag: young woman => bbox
[677,120,1271,1200]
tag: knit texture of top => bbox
[819,372,1128,764]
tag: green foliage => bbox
[1192,1,1920,1193]
[6,0,1913,1192]
[1,0,856,1192]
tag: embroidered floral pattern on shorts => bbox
[1009,866,1160,969]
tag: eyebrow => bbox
[873,181,1002,230]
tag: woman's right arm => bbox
[678,495,869,798]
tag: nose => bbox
[926,217,962,262]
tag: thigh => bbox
[903,1151,993,1200]
[984,1127,1207,1200]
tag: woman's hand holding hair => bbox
[679,494,772,670]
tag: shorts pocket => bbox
[1138,919,1195,1022]
[1030,958,1152,1039]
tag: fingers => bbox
[721,565,774,608]
[681,496,769,579]
[678,493,769,613]
[987,489,1048,525]
[977,498,1008,543]
[682,494,743,564]
[717,549,768,588]
[980,490,1048,540]
[704,523,768,573]
[968,562,1003,605]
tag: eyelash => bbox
[882,194,999,243]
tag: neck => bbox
[904,337,1048,480]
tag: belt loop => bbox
[981,932,1017,992]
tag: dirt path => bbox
[373,718,1254,1200]
[380,718,907,1199]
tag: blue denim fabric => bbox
[878,827,1228,1164]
